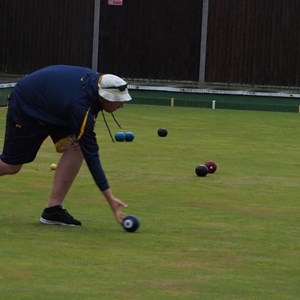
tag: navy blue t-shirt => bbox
[13,65,109,191]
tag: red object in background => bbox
[204,161,217,173]
[108,0,123,5]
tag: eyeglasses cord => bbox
[101,110,122,142]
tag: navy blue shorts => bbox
[1,98,71,165]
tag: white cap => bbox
[98,74,132,102]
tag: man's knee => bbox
[64,143,84,161]
[0,161,22,175]
[10,165,22,174]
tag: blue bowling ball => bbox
[122,215,140,232]
[157,128,168,137]
[125,132,135,142]
[115,131,125,142]
[195,165,208,177]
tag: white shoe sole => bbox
[39,217,80,226]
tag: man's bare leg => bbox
[0,160,22,175]
[47,144,84,207]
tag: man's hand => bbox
[102,188,128,223]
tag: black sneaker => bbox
[40,205,82,226]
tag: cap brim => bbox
[99,89,132,102]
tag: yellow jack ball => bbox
[50,163,57,171]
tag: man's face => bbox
[100,98,124,112]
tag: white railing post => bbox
[92,0,101,70]
[199,0,209,84]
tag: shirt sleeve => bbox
[69,103,110,192]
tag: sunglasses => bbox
[104,84,127,92]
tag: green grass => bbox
[0,104,299,299]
